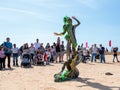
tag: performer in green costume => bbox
[54,16,81,82]
[54,16,80,59]
[54,58,80,82]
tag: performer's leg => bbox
[72,45,77,57]
[66,40,71,60]
[67,54,79,78]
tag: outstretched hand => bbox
[54,32,58,35]
[72,16,76,19]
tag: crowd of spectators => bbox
[0,37,119,71]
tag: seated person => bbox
[54,58,79,82]
[22,43,30,59]
[34,50,44,64]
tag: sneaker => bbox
[0,68,2,70]
[2,68,5,71]
[61,60,64,62]
[16,64,19,67]
[59,60,62,63]
[8,67,11,69]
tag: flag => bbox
[109,40,112,47]
[86,42,88,48]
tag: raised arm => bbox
[72,16,80,27]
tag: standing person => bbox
[91,44,98,62]
[19,45,24,59]
[82,47,87,63]
[98,44,105,63]
[29,43,35,64]
[45,43,50,51]
[0,46,5,70]
[55,41,61,63]
[60,41,65,62]
[113,47,119,62]
[1,37,12,68]
[54,16,80,59]
[77,45,83,56]
[50,45,56,62]
[34,38,40,52]
[57,37,61,44]
[39,43,45,54]
[12,44,19,66]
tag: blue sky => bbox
[0,0,120,49]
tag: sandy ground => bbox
[0,55,120,90]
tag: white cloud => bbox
[0,7,36,15]
[0,7,54,23]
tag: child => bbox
[0,46,5,70]
[50,45,56,63]
[12,44,19,66]
[45,48,51,64]
[34,50,44,65]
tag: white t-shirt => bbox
[83,50,87,56]
[12,47,19,54]
[92,47,98,53]
[46,51,51,58]
[34,42,40,51]
[29,47,35,54]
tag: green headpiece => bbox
[63,16,69,25]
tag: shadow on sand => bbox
[56,77,120,90]
[3,67,15,71]
[73,77,120,90]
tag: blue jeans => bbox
[47,57,51,64]
[100,54,105,63]
[83,55,86,63]
[91,53,97,62]
[13,53,18,65]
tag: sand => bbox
[0,55,120,90]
